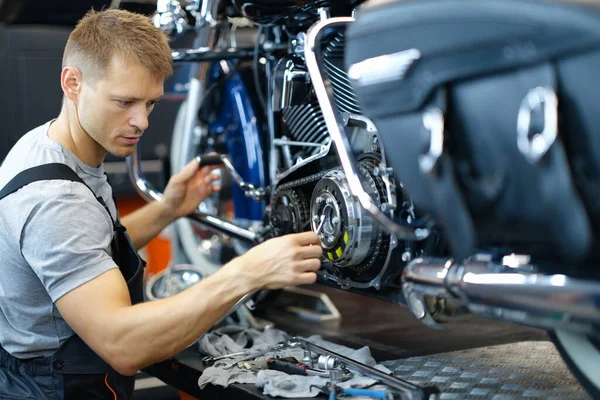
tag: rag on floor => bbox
[197,326,392,398]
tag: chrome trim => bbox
[304,17,429,241]
[195,154,267,200]
[517,86,558,164]
[403,257,600,335]
[153,0,193,37]
[348,48,421,87]
[276,58,307,110]
[198,0,219,28]
[273,138,323,148]
[171,47,255,63]
[126,145,258,243]
[418,108,445,176]
[275,141,332,183]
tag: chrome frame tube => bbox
[198,0,219,28]
[171,47,255,63]
[402,257,600,335]
[304,18,429,241]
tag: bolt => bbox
[331,216,339,225]
[401,251,412,262]
[302,350,314,368]
[381,203,396,212]
[316,197,323,204]
[326,198,333,205]
[262,41,276,52]
[329,369,344,385]
[317,355,338,370]
[312,215,320,223]
[408,293,426,319]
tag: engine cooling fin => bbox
[323,32,361,115]
[281,103,329,158]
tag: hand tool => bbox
[292,337,440,400]
[263,357,353,379]
[202,350,249,364]
[220,339,302,369]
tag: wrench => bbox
[222,340,302,369]
[202,350,249,364]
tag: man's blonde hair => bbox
[63,9,173,82]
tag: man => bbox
[0,8,322,399]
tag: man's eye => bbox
[117,100,132,107]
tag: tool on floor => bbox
[237,355,353,379]
[202,350,249,364]
[310,383,394,400]
[215,340,303,369]
[265,356,352,379]
[292,337,441,400]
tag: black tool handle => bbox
[266,357,307,376]
[196,154,224,167]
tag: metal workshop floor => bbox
[384,341,589,400]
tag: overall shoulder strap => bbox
[0,163,113,220]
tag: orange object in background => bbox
[178,391,199,400]
[115,195,173,276]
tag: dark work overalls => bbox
[0,163,145,399]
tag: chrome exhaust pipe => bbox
[125,144,258,243]
[402,257,600,334]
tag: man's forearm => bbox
[106,259,258,374]
[121,200,174,250]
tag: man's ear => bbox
[61,66,82,103]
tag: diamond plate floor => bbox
[383,341,590,400]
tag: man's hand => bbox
[121,158,221,250]
[160,159,221,220]
[227,231,323,290]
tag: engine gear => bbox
[270,189,309,236]
[309,165,382,271]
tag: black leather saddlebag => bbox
[346,0,600,261]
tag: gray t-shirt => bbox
[0,120,119,359]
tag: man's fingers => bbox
[171,159,199,184]
[294,272,318,286]
[298,244,323,259]
[296,258,321,272]
[292,231,321,246]
[204,174,221,184]
[200,165,222,176]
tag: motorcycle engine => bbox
[268,31,411,290]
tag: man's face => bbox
[77,55,164,159]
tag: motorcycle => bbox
[127,0,600,396]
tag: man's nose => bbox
[129,105,149,132]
